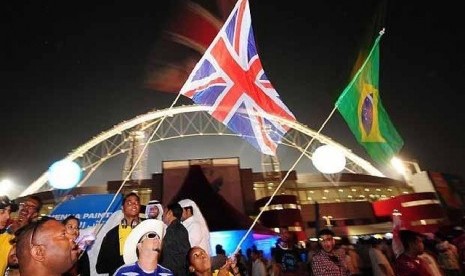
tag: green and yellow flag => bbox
[336,31,403,165]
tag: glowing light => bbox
[210,230,278,259]
[312,145,346,174]
[391,156,406,174]
[48,160,82,189]
[0,179,13,195]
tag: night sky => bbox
[1,1,464,197]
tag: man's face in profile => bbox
[30,219,79,273]
[181,207,191,221]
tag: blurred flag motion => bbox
[336,31,403,165]
[144,0,235,93]
[179,0,296,155]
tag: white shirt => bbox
[182,216,211,254]
[252,259,267,276]
[369,247,394,276]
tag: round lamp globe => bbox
[312,144,346,174]
[48,160,82,189]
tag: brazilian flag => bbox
[336,31,403,165]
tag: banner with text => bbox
[50,193,123,229]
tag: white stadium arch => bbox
[20,105,384,197]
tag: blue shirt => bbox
[113,262,173,276]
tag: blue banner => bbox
[49,194,123,229]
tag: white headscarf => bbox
[145,199,164,220]
[178,199,211,253]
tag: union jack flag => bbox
[179,0,296,155]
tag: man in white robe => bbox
[178,199,211,255]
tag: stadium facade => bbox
[15,157,465,239]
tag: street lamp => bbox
[391,157,406,174]
[312,145,346,174]
[0,179,14,196]
[390,157,421,185]
[48,160,82,189]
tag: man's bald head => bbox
[16,217,79,276]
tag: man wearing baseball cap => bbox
[113,219,173,276]
[0,195,19,275]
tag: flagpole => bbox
[91,0,244,244]
[233,105,339,254]
[336,28,385,107]
[233,30,388,256]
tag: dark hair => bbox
[251,248,261,256]
[183,206,194,215]
[434,231,446,241]
[123,192,140,205]
[215,244,226,255]
[186,246,206,274]
[62,215,80,226]
[340,236,350,245]
[0,195,19,212]
[369,237,382,247]
[186,246,197,263]
[317,228,335,237]
[399,230,423,251]
[167,202,183,220]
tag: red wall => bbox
[372,192,447,233]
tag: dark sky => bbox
[1,1,464,196]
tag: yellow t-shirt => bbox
[0,232,14,275]
[118,225,132,256]
[213,269,234,276]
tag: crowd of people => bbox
[2,193,465,276]
[236,227,465,276]
[0,193,230,276]
[303,227,465,276]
